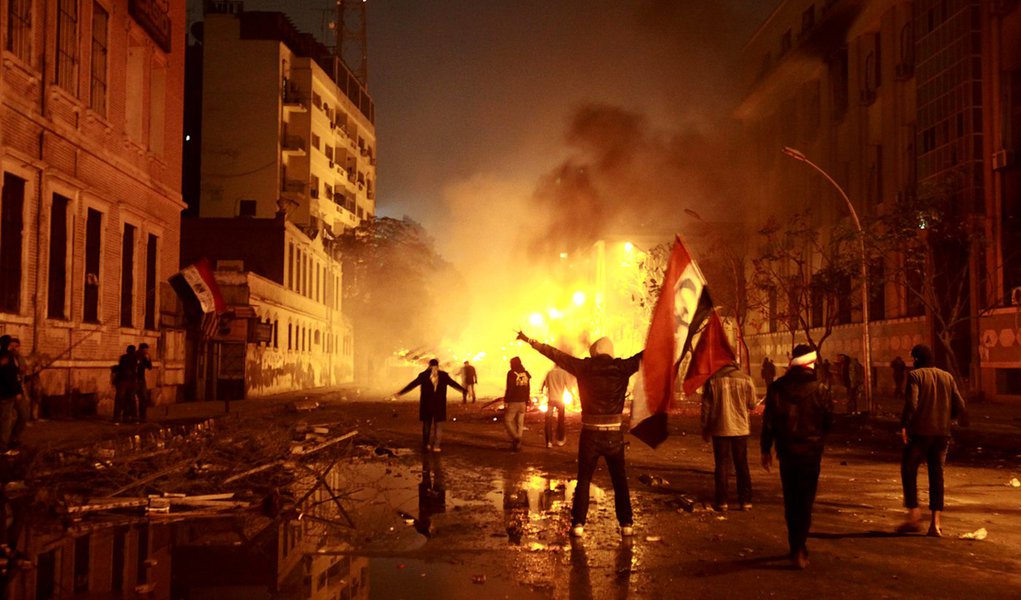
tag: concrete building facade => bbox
[738,0,1021,399]
[0,0,187,413]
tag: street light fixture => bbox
[782,146,874,415]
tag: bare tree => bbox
[750,210,859,358]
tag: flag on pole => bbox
[630,236,737,448]
[170,258,226,317]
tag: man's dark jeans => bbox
[114,382,137,423]
[572,428,632,526]
[901,435,949,511]
[779,453,821,555]
[712,436,751,506]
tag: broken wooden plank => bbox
[64,498,149,514]
[109,459,192,497]
[223,460,285,484]
[290,430,358,457]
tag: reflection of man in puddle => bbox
[518,331,642,539]
[503,476,530,544]
[416,454,446,537]
[569,537,633,599]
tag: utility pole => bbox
[337,0,368,86]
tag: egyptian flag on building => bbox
[170,258,226,331]
[630,236,737,448]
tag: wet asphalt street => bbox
[337,397,1021,600]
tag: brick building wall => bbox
[0,0,187,413]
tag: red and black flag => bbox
[170,258,226,335]
[630,235,736,448]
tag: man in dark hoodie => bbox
[761,343,833,569]
[397,359,465,453]
[897,344,967,537]
[517,331,642,539]
[503,357,531,451]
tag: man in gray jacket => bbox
[702,362,758,511]
[898,344,967,537]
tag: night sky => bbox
[193,1,774,255]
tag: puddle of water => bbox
[369,557,546,600]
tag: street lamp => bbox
[782,146,874,415]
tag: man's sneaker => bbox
[555,439,566,447]
[740,503,753,511]
[620,525,634,537]
[432,446,442,453]
[712,503,729,513]
[570,524,585,538]
[546,442,553,448]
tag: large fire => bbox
[537,388,582,414]
[391,240,654,398]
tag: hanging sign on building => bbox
[130,0,172,53]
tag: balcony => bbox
[282,135,306,156]
[282,179,306,195]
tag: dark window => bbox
[144,234,157,330]
[6,0,32,61]
[55,0,79,93]
[287,323,292,350]
[83,208,102,323]
[780,29,792,55]
[120,224,135,327]
[48,194,70,319]
[830,48,849,121]
[869,260,886,320]
[0,174,25,313]
[800,6,815,37]
[273,320,279,348]
[111,529,125,591]
[36,549,56,600]
[90,3,107,114]
[287,243,294,289]
[73,535,90,593]
[835,275,852,324]
[239,199,256,217]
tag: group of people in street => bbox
[0,336,37,453]
[394,332,966,570]
[111,344,154,424]
[711,343,966,568]
[763,354,867,413]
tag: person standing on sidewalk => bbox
[517,331,642,539]
[891,356,907,396]
[701,361,757,512]
[397,359,465,453]
[113,345,139,424]
[0,336,23,452]
[760,357,776,388]
[460,361,478,404]
[542,365,576,448]
[503,357,532,451]
[761,344,834,569]
[135,343,153,423]
[897,344,967,537]
[5,338,29,446]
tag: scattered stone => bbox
[638,474,670,487]
[645,535,663,543]
[473,575,487,584]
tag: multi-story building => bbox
[0,0,187,413]
[198,4,376,233]
[181,3,371,398]
[737,0,1020,400]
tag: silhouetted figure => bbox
[0,336,22,451]
[397,359,465,453]
[760,357,776,388]
[761,344,833,569]
[416,454,446,537]
[113,345,139,423]
[847,357,865,414]
[891,355,907,396]
[701,362,757,512]
[504,357,531,451]
[518,331,642,539]
[135,343,153,423]
[897,344,967,538]
[460,360,478,403]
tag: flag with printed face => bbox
[630,236,736,448]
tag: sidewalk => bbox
[21,386,356,452]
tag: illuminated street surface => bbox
[18,395,1020,599]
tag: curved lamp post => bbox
[782,146,873,414]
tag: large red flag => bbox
[683,311,737,395]
[630,236,736,448]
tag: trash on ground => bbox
[1008,478,1020,488]
[959,528,988,541]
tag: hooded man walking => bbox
[897,344,967,537]
[761,344,833,569]
[397,359,466,453]
[517,331,642,539]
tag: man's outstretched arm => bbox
[516,331,585,376]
